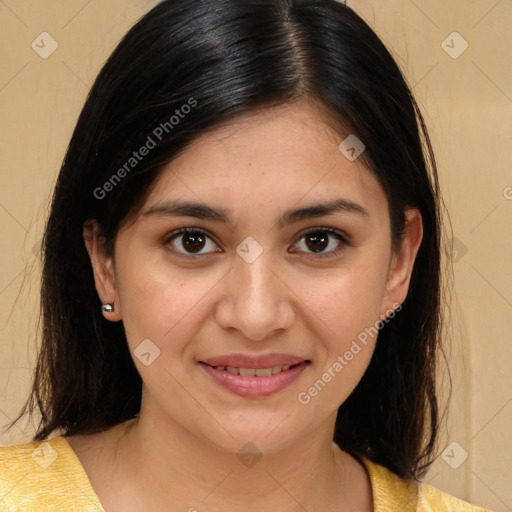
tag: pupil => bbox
[183,233,205,253]
[306,232,328,253]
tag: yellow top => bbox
[0,436,493,511]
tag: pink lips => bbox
[198,353,310,398]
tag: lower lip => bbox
[198,361,309,398]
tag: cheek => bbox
[291,254,389,405]
[296,255,389,345]
[117,268,222,403]
[115,258,221,355]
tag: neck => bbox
[105,403,369,511]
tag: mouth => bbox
[197,359,311,398]
[200,361,306,376]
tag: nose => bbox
[214,248,295,341]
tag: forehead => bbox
[142,102,388,224]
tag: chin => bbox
[195,416,306,458]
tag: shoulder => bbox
[357,455,495,512]
[0,436,104,511]
[416,482,494,512]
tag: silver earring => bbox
[102,303,115,313]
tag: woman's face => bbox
[86,101,422,454]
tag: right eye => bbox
[164,228,222,256]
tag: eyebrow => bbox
[142,198,368,228]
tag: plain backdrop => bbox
[0,1,510,511]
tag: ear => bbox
[83,219,122,321]
[380,208,423,318]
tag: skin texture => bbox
[75,101,423,511]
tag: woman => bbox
[0,0,493,510]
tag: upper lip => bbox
[200,353,309,369]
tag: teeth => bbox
[239,367,256,376]
[212,364,297,376]
[255,367,272,377]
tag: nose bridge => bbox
[216,244,294,341]
[237,248,276,303]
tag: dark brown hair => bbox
[6,0,450,481]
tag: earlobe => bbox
[83,220,122,321]
[381,208,423,317]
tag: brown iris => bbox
[305,232,329,253]
[182,232,206,253]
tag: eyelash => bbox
[163,227,351,259]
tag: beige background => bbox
[0,1,510,510]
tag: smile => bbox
[206,362,302,376]
[198,361,310,398]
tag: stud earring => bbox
[102,303,115,313]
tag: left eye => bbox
[164,228,349,257]
[291,228,349,257]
